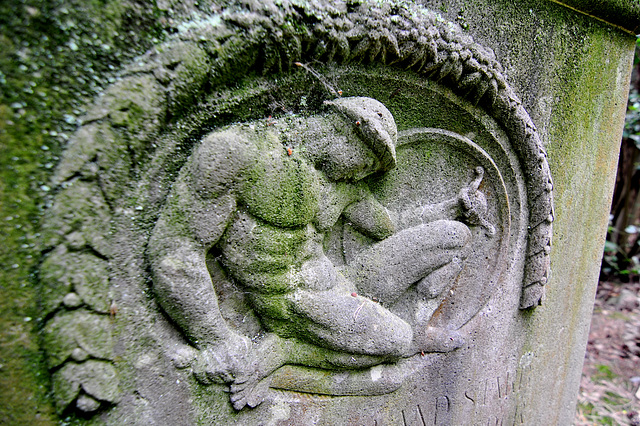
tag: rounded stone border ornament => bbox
[39,0,553,417]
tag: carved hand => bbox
[458,167,495,236]
[193,333,256,385]
[193,333,280,410]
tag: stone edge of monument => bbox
[550,0,640,33]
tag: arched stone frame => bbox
[39,0,553,416]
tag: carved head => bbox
[324,97,397,173]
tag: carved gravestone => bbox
[35,0,637,424]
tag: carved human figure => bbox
[147,97,491,409]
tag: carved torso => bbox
[218,211,325,294]
[238,143,321,229]
[191,126,370,300]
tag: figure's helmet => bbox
[324,97,397,172]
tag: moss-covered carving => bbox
[39,0,555,419]
[148,97,496,409]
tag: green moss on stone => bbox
[0,0,173,421]
[40,180,111,255]
[241,134,320,228]
[42,310,114,370]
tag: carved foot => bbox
[230,374,272,410]
[192,334,283,410]
[415,327,465,353]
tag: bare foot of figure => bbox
[230,374,273,410]
[414,327,465,353]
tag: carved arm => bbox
[343,193,395,240]
[147,179,240,348]
[392,167,494,234]
[147,130,260,376]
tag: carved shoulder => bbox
[186,127,261,199]
[239,146,321,229]
[150,127,260,250]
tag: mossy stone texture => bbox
[0,0,636,424]
[553,0,640,33]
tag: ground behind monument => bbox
[576,279,640,425]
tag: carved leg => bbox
[228,329,459,409]
[227,333,398,410]
[416,256,464,299]
[249,282,414,357]
[268,357,422,396]
[283,288,413,357]
[346,220,471,304]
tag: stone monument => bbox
[12,0,636,424]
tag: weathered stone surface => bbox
[0,0,634,423]
[553,0,640,32]
[40,180,112,256]
[42,311,114,369]
[39,245,111,315]
[51,360,120,414]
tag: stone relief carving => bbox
[38,0,553,418]
[148,97,496,409]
